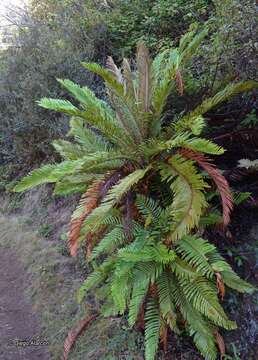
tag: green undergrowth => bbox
[0,213,144,359]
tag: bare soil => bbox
[0,247,50,360]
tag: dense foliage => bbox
[14,31,257,359]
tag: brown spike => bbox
[160,325,168,354]
[137,42,152,112]
[215,331,225,355]
[122,58,135,97]
[62,314,98,360]
[216,272,225,300]
[106,56,123,83]
[175,69,184,96]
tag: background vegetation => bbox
[0,0,257,169]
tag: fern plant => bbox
[14,29,257,360]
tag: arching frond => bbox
[157,270,178,331]
[68,117,110,152]
[176,236,216,279]
[91,225,125,259]
[160,155,208,242]
[175,81,258,133]
[128,270,150,327]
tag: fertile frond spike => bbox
[106,56,123,83]
[122,58,135,98]
[137,42,152,113]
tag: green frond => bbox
[13,158,88,192]
[157,270,178,331]
[109,91,143,143]
[91,225,125,260]
[151,48,179,120]
[136,195,162,226]
[38,98,81,116]
[160,155,208,242]
[68,117,110,152]
[57,79,112,114]
[183,138,224,155]
[144,298,160,360]
[170,279,218,360]
[171,257,199,280]
[118,244,176,264]
[40,95,134,149]
[176,236,216,278]
[175,81,258,133]
[53,181,87,195]
[140,132,190,158]
[232,191,251,205]
[181,277,236,329]
[221,271,255,294]
[111,261,134,314]
[128,271,150,327]
[208,252,255,293]
[52,139,88,160]
[77,258,116,303]
[179,29,208,64]
[199,210,222,227]
[189,115,206,136]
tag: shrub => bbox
[106,0,214,57]
[14,30,257,360]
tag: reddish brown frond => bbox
[216,272,225,300]
[62,314,98,360]
[160,324,168,353]
[175,69,184,96]
[136,303,145,331]
[69,180,104,257]
[180,149,233,226]
[215,331,225,355]
[69,171,124,257]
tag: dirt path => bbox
[0,247,50,360]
